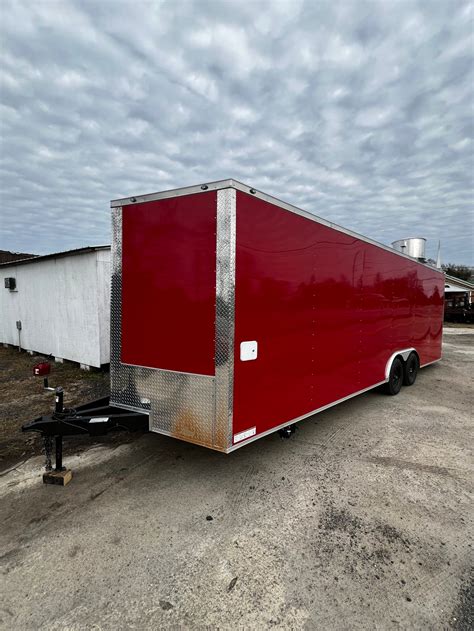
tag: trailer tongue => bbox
[22,393,148,485]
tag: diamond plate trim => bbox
[215,189,236,451]
[110,205,218,450]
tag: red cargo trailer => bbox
[108,179,444,453]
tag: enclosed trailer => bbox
[106,179,444,453]
[23,179,444,481]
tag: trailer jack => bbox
[22,389,149,485]
[42,435,71,485]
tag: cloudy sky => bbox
[0,0,473,263]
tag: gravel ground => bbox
[0,329,472,630]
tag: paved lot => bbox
[1,329,473,630]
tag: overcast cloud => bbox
[0,0,473,263]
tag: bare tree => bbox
[442,264,472,282]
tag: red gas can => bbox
[33,362,51,377]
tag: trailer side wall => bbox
[232,192,443,443]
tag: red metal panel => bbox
[356,247,395,390]
[233,192,444,443]
[233,192,364,439]
[121,192,217,375]
[413,266,444,365]
[233,193,316,439]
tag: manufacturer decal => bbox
[233,426,256,444]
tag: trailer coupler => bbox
[22,395,148,485]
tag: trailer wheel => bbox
[403,352,419,386]
[384,357,403,395]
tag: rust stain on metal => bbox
[171,409,227,452]
[172,410,202,439]
[213,412,229,451]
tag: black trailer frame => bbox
[22,391,148,474]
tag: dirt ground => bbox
[0,330,473,630]
[0,347,142,473]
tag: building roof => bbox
[0,245,110,268]
[0,250,38,264]
[445,274,474,291]
[445,283,470,294]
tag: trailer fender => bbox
[384,348,417,379]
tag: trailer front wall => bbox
[232,192,443,443]
[110,190,232,451]
[121,193,217,375]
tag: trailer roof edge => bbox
[111,179,444,274]
[110,179,235,207]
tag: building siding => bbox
[0,249,110,367]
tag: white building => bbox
[444,274,474,304]
[0,246,110,368]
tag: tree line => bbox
[441,264,472,282]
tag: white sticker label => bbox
[233,426,256,444]
[89,417,109,424]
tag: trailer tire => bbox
[403,352,419,386]
[384,357,403,395]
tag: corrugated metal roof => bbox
[0,245,110,268]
